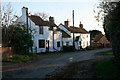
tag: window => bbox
[83,41,85,48]
[53,28,57,34]
[79,41,81,46]
[57,41,60,47]
[87,41,88,46]
[39,26,43,34]
[49,26,53,30]
[39,40,45,48]
[66,42,69,46]
[87,35,88,38]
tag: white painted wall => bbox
[63,37,73,46]
[17,16,50,53]
[59,25,90,50]
[17,7,90,53]
[54,31,62,51]
[17,7,63,53]
[72,33,90,49]
[80,34,90,48]
[33,26,50,53]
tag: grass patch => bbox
[95,59,120,80]
[2,53,40,63]
[94,50,113,56]
[2,50,78,63]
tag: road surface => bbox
[3,48,112,78]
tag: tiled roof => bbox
[29,15,57,27]
[59,23,70,31]
[59,23,89,38]
[69,26,89,34]
[94,34,104,42]
[58,24,71,38]
[59,23,89,34]
[62,31,71,38]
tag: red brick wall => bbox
[1,47,13,58]
[97,36,111,47]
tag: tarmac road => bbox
[2,48,112,78]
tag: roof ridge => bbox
[29,15,44,21]
[29,15,57,27]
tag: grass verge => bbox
[2,53,40,63]
[94,50,113,56]
[95,59,120,80]
[2,50,78,63]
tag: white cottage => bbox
[58,20,90,50]
[17,7,62,53]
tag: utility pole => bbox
[0,0,1,27]
[0,0,1,47]
[26,8,29,53]
[72,10,75,47]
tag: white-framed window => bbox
[39,40,45,48]
[39,26,43,34]
[66,41,69,46]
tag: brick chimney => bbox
[64,19,69,27]
[49,16,54,23]
[79,21,83,28]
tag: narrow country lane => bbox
[3,48,112,78]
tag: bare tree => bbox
[34,12,49,20]
[1,2,18,47]
[1,2,18,27]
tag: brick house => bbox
[94,34,112,47]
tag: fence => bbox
[1,47,13,58]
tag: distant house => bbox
[94,34,111,47]
[58,20,90,50]
[17,7,62,53]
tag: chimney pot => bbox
[64,19,69,27]
[49,16,54,23]
[79,21,83,28]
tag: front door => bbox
[46,40,49,52]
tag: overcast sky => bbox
[1,0,105,34]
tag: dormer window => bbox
[39,26,43,34]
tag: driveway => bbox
[2,48,112,78]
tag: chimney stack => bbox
[64,19,69,27]
[79,21,83,28]
[22,6,28,22]
[22,6,28,16]
[49,16,54,23]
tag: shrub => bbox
[63,46,76,52]
[2,24,33,54]
[91,43,103,49]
